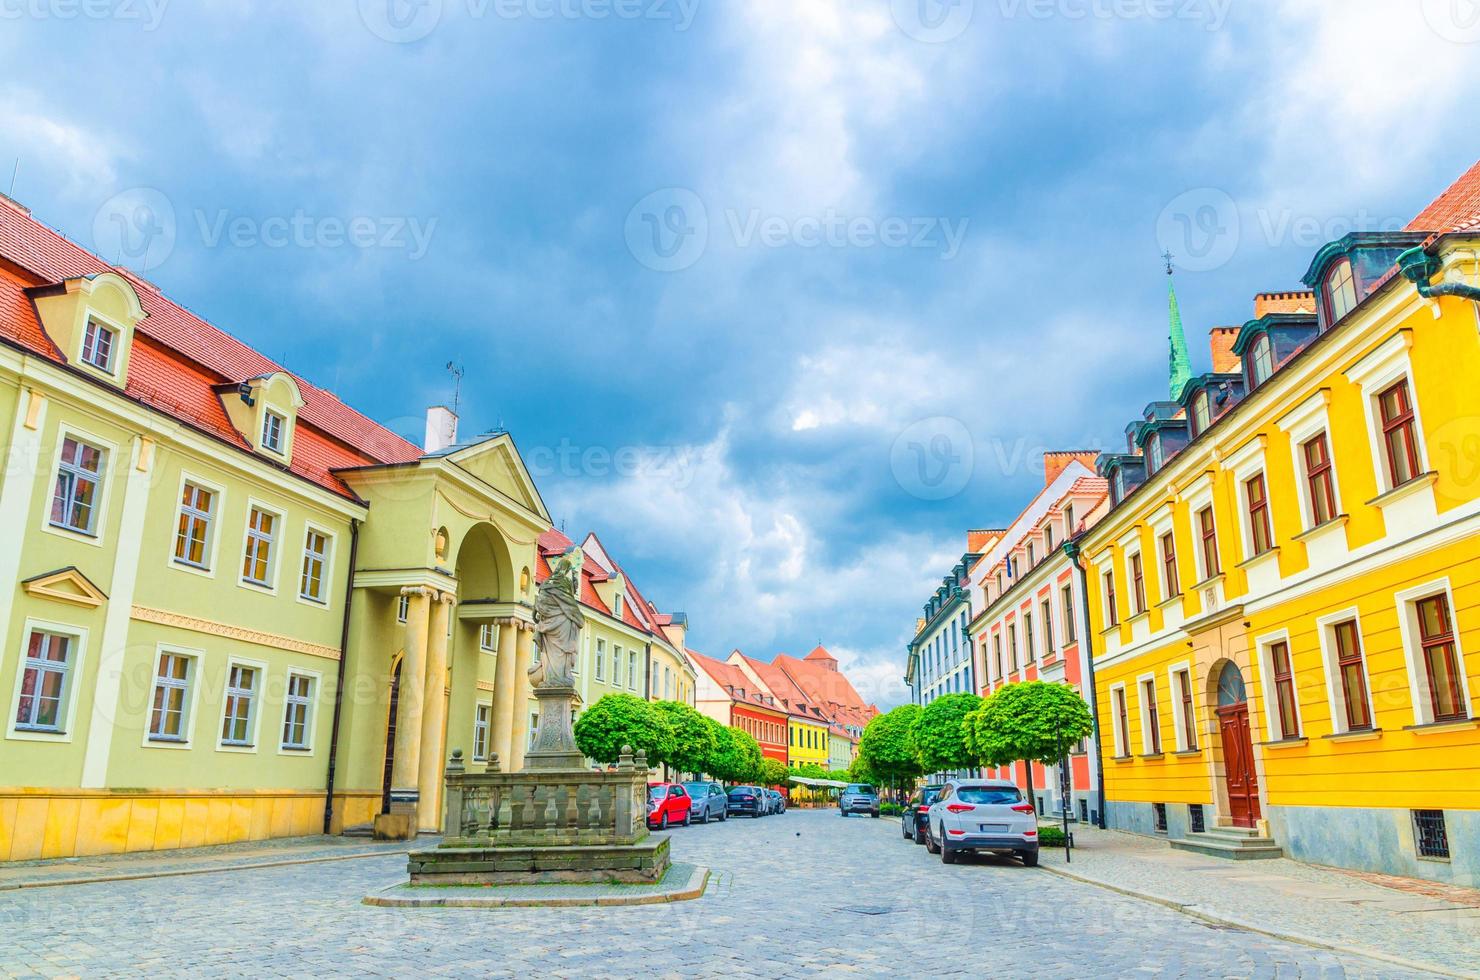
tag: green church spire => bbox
[1164,251,1192,401]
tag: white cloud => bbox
[0,95,119,200]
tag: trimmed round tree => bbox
[857,704,924,797]
[572,693,676,767]
[906,691,983,776]
[758,757,789,788]
[651,700,716,779]
[965,680,1094,808]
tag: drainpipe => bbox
[322,518,361,834]
[1397,246,1480,302]
[1064,540,1107,830]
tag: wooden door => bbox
[1217,703,1260,828]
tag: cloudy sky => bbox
[4,1,1478,707]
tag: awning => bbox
[788,777,849,788]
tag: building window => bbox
[220,664,258,746]
[611,644,621,682]
[1007,624,1018,672]
[473,704,491,761]
[1061,585,1076,644]
[593,638,605,680]
[1325,258,1358,324]
[1191,391,1211,436]
[299,529,329,603]
[477,623,495,652]
[261,410,286,454]
[1129,552,1146,614]
[1064,502,1075,537]
[14,630,74,732]
[993,634,1003,679]
[1147,432,1164,472]
[1333,620,1372,731]
[1140,678,1162,755]
[628,650,638,690]
[1175,668,1197,751]
[1153,802,1168,833]
[1245,474,1273,556]
[1412,809,1450,860]
[1302,433,1338,526]
[241,507,277,588]
[397,594,409,623]
[528,710,539,748]
[174,482,216,569]
[1249,334,1274,387]
[1262,640,1299,740]
[1103,570,1118,627]
[1378,379,1422,488]
[1026,542,1035,567]
[1023,612,1035,663]
[1415,595,1467,722]
[148,652,193,742]
[1041,599,1054,654]
[1160,532,1179,599]
[613,594,623,618]
[281,673,314,750]
[1044,525,1054,552]
[1113,469,1125,503]
[1112,686,1129,757]
[1189,803,1206,834]
[1197,507,1220,579]
[80,317,118,372]
[50,437,105,535]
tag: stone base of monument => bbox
[405,744,671,887]
[366,862,708,908]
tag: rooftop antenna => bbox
[7,158,17,198]
[445,360,464,416]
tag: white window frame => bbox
[169,471,226,577]
[473,701,492,761]
[1254,628,1301,742]
[610,643,620,684]
[528,707,539,748]
[217,657,267,752]
[397,593,410,623]
[479,623,497,653]
[1277,390,1343,533]
[1137,672,1162,755]
[1394,578,1473,728]
[296,523,335,607]
[1109,682,1129,758]
[43,424,114,547]
[7,619,88,743]
[261,409,286,455]
[628,650,639,691]
[1167,661,1197,752]
[238,499,285,594]
[1345,331,1431,497]
[80,314,120,374]
[1123,544,1146,617]
[1315,608,1376,736]
[144,645,203,749]
[1226,436,1271,566]
[594,637,606,680]
[278,668,320,754]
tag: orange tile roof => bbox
[0,200,422,500]
[1407,158,1480,234]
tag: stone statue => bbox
[530,547,585,689]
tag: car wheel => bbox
[914,825,926,846]
[720,809,728,822]
[682,810,691,827]
[752,811,761,818]
[1021,850,1039,868]
[925,823,941,854]
[870,810,879,818]
[659,813,669,830]
[942,841,957,864]
[700,809,709,824]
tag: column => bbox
[390,586,432,813]
[490,618,519,768]
[416,590,455,832]
[509,623,536,770]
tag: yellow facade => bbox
[788,717,830,770]
[1082,236,1480,882]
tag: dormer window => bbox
[1249,334,1274,388]
[261,411,286,454]
[1191,391,1211,435]
[80,318,117,373]
[1113,469,1125,503]
[1147,432,1164,472]
[1325,258,1357,324]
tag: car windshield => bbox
[845,784,875,795]
[647,786,667,798]
[956,787,1022,805]
[681,783,707,795]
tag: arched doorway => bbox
[1214,661,1260,828]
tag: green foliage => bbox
[858,705,924,789]
[787,762,830,783]
[965,681,1095,769]
[758,757,789,787]
[706,723,763,783]
[906,692,983,774]
[879,802,903,816]
[827,768,853,784]
[650,700,715,777]
[1037,825,1071,847]
[572,693,676,765]
[846,754,877,785]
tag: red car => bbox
[647,782,692,830]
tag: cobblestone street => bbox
[0,811,1445,977]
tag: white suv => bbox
[925,779,1039,866]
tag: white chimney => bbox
[424,405,458,453]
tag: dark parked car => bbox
[839,783,880,817]
[766,789,786,814]
[682,781,728,823]
[727,785,767,818]
[902,784,945,844]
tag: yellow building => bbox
[1080,163,1480,884]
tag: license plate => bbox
[980,823,1007,832]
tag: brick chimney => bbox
[1043,450,1100,487]
[966,529,1002,553]
[1253,290,1316,318]
[1209,326,1241,374]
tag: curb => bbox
[1038,861,1474,979]
[0,846,412,892]
[362,866,711,908]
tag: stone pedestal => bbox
[523,684,586,770]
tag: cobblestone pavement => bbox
[0,810,1446,978]
[1036,824,1480,977]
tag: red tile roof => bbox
[689,649,784,712]
[1407,158,1480,234]
[0,200,422,499]
[535,528,613,616]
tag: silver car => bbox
[682,781,729,824]
[925,779,1039,866]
